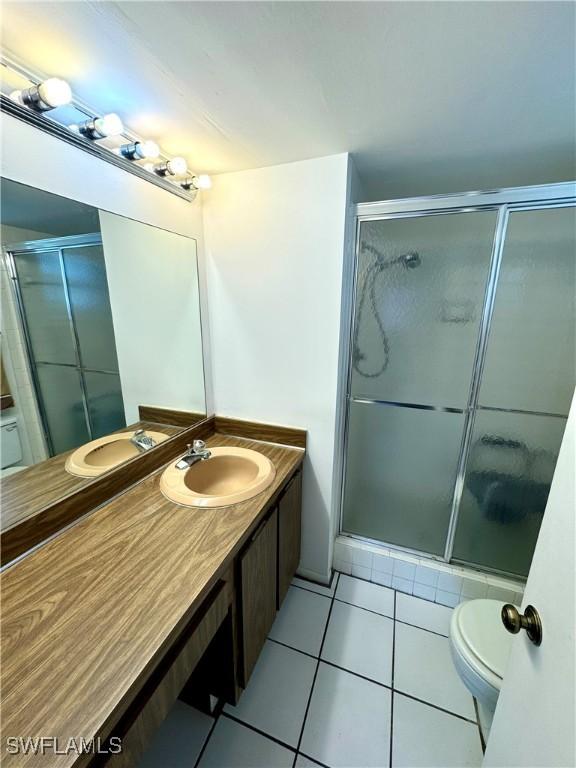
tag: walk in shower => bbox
[341,183,575,578]
[4,233,125,456]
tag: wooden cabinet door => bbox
[240,508,278,685]
[278,471,302,607]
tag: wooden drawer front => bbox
[278,471,302,606]
[240,509,278,686]
[105,580,231,767]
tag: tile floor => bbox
[139,572,485,768]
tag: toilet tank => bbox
[1,417,23,468]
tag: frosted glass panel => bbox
[342,402,465,555]
[84,372,125,438]
[14,250,76,365]
[453,410,568,576]
[351,211,496,408]
[62,244,120,373]
[479,207,576,416]
[36,364,90,454]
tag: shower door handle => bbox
[501,604,542,646]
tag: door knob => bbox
[501,604,542,646]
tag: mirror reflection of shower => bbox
[352,241,422,378]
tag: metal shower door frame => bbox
[339,181,576,574]
[3,232,114,456]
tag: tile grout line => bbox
[334,595,451,638]
[297,751,332,768]
[274,583,477,725]
[192,709,220,768]
[268,636,318,660]
[291,571,341,768]
[291,583,336,599]
[389,589,397,768]
[473,697,487,752]
[222,710,298,755]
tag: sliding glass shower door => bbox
[342,192,575,577]
[452,206,575,574]
[7,235,125,455]
[343,210,498,555]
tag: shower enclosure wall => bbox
[341,182,575,579]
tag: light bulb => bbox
[78,113,124,140]
[166,157,187,176]
[11,77,72,111]
[138,141,160,159]
[37,78,72,108]
[120,140,160,161]
[194,174,212,190]
[181,175,212,192]
[154,156,187,177]
[93,113,123,137]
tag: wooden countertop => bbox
[0,432,304,767]
[0,421,181,532]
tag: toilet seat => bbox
[450,599,513,693]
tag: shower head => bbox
[360,241,422,270]
[401,252,421,269]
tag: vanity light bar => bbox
[1,54,211,201]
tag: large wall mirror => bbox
[0,178,207,531]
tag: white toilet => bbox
[450,599,514,720]
[0,416,27,476]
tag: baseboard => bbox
[295,565,333,587]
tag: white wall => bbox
[99,212,206,424]
[0,113,214,414]
[203,154,350,582]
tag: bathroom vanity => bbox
[0,420,305,767]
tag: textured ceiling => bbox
[1,1,574,199]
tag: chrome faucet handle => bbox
[193,440,206,452]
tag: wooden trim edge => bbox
[138,406,208,428]
[214,416,307,449]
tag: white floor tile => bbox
[321,600,393,685]
[396,592,454,636]
[301,663,392,768]
[295,755,324,767]
[293,576,336,598]
[224,640,316,747]
[270,587,331,656]
[392,693,483,767]
[394,622,476,720]
[336,574,394,617]
[198,716,294,768]
[138,701,213,768]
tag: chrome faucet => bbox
[130,429,157,452]
[176,440,212,470]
